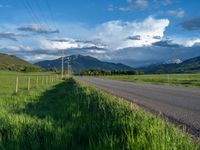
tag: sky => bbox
[0,0,200,67]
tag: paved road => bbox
[77,76,200,137]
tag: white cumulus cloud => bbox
[94,16,170,50]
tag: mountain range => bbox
[35,55,133,73]
[1,52,200,74]
[138,56,200,73]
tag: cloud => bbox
[165,58,182,64]
[0,32,18,41]
[126,35,141,40]
[182,39,200,47]
[3,43,200,67]
[88,50,106,54]
[109,0,173,12]
[18,24,59,34]
[0,44,33,52]
[2,37,200,67]
[24,54,59,62]
[152,40,181,48]
[180,17,200,30]
[193,42,200,46]
[94,16,170,49]
[106,45,200,67]
[51,39,104,46]
[17,17,169,52]
[119,0,148,11]
[166,9,185,18]
[4,16,200,66]
[47,38,106,50]
[153,36,162,40]
[0,32,26,41]
[153,0,173,7]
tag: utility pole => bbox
[61,49,64,79]
[68,57,70,78]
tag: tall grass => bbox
[0,72,199,149]
[100,74,200,88]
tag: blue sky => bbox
[0,0,200,67]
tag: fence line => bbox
[14,74,60,94]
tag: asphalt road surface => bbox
[77,76,200,137]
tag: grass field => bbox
[0,71,199,149]
[99,74,200,88]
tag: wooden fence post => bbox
[27,77,31,90]
[46,76,48,84]
[15,76,19,93]
[36,76,39,87]
[42,76,44,85]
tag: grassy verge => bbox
[99,74,200,88]
[0,72,199,149]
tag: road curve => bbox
[77,76,200,137]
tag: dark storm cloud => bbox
[180,17,200,30]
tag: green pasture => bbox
[0,71,198,149]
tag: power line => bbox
[43,0,67,79]
[23,0,44,27]
[21,0,66,78]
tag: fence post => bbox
[36,76,39,87]
[27,77,31,90]
[46,76,48,84]
[15,76,19,93]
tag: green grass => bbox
[99,74,200,88]
[0,71,199,149]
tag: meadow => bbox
[0,71,199,149]
[99,73,200,88]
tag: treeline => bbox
[80,69,144,76]
[3,65,40,73]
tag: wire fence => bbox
[0,73,61,95]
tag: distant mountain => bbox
[139,56,200,73]
[35,55,134,73]
[0,53,40,72]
